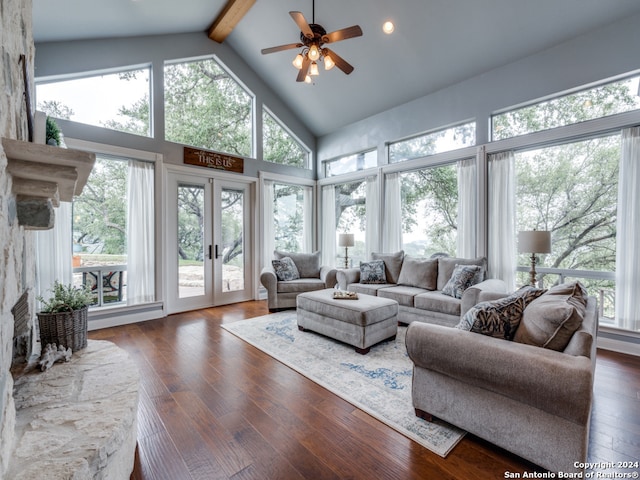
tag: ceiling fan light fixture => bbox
[383,21,395,34]
[292,53,304,69]
[324,53,335,70]
[304,75,312,84]
[309,61,319,76]
[308,44,320,61]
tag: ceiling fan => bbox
[260,0,363,83]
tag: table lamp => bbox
[338,233,355,269]
[518,230,551,287]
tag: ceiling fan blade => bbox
[289,11,314,39]
[261,43,303,55]
[324,48,354,75]
[322,25,363,44]
[296,56,311,82]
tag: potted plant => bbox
[45,116,62,146]
[37,281,93,352]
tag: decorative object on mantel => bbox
[518,230,552,287]
[37,281,93,352]
[45,116,62,146]
[338,232,354,268]
[19,54,34,142]
[183,145,244,173]
[38,343,72,371]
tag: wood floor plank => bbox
[88,301,640,479]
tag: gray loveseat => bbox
[260,250,338,312]
[336,251,507,325]
[406,282,597,474]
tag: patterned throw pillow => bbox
[442,264,482,299]
[360,260,387,284]
[272,257,300,281]
[457,286,546,340]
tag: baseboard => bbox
[87,302,165,330]
[597,327,640,357]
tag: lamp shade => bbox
[338,233,355,247]
[518,230,551,254]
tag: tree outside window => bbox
[164,58,253,157]
[263,110,308,168]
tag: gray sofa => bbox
[260,250,338,311]
[336,251,507,326]
[406,282,597,474]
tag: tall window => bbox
[389,122,476,163]
[273,183,310,252]
[72,155,155,307]
[262,110,309,168]
[335,180,367,266]
[514,136,618,322]
[400,164,458,257]
[492,74,640,140]
[36,67,151,137]
[164,57,253,157]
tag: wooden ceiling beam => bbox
[208,0,256,43]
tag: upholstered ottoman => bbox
[296,288,399,354]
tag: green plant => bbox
[45,116,62,146]
[38,281,93,313]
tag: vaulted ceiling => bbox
[32,0,640,137]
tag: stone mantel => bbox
[6,340,139,479]
[1,137,96,229]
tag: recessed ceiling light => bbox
[383,21,395,34]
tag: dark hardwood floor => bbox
[89,301,640,480]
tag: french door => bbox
[166,170,253,313]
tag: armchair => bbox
[260,250,337,312]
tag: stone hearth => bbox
[6,341,139,479]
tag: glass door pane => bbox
[177,183,206,298]
[213,180,252,305]
[220,188,245,292]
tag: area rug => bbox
[221,311,465,457]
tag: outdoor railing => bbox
[73,264,127,307]
[516,265,615,324]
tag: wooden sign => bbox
[183,146,244,173]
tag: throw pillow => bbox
[360,260,387,284]
[442,264,482,299]
[397,256,438,290]
[437,256,487,291]
[513,281,588,351]
[371,251,404,284]
[274,250,320,278]
[272,257,300,281]
[457,286,547,340]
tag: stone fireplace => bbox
[0,0,37,474]
[1,2,139,477]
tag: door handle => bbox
[208,245,212,260]
[215,245,220,259]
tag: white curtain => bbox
[488,151,516,290]
[35,201,73,299]
[262,180,275,266]
[383,172,402,253]
[302,185,313,252]
[365,175,379,257]
[457,158,477,258]
[127,159,155,305]
[321,185,337,266]
[615,126,640,331]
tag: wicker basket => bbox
[37,306,88,352]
